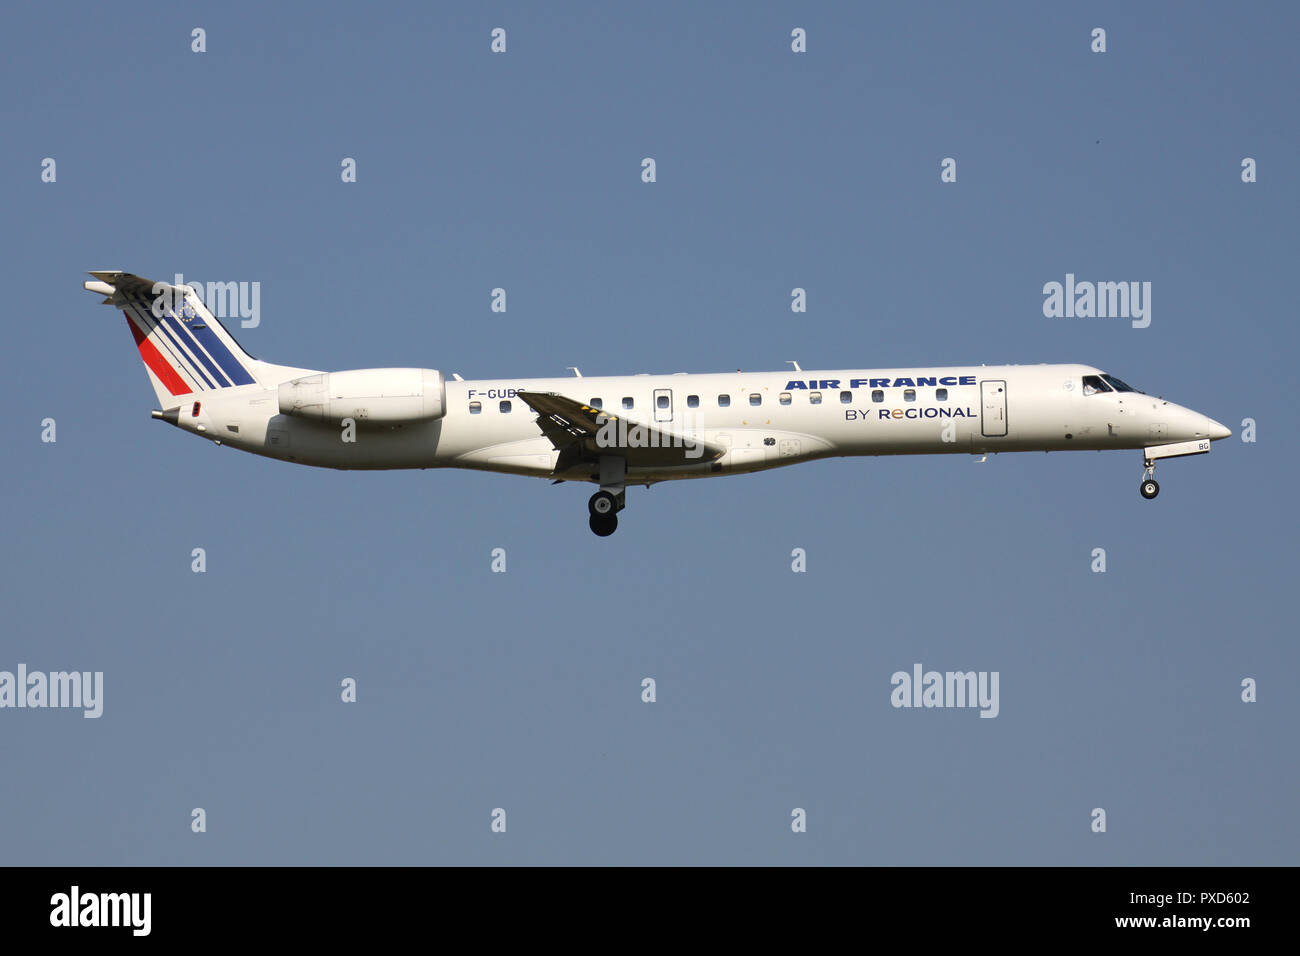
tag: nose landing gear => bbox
[1140,459,1159,499]
[1137,439,1214,500]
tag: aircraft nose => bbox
[1199,414,1231,441]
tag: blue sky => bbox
[1,1,1295,864]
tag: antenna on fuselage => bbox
[786,360,802,372]
[567,367,583,377]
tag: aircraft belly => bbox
[243,415,442,469]
[455,437,559,477]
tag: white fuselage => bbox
[165,363,1229,485]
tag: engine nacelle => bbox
[278,368,446,424]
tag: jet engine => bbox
[278,368,446,424]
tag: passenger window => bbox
[936,388,947,401]
[1081,375,1111,396]
[904,389,916,402]
[657,395,669,409]
[718,394,731,407]
[840,390,852,404]
[687,395,699,408]
[469,401,482,414]
[622,397,634,409]
[872,389,884,403]
[779,392,791,405]
[749,393,762,406]
[499,400,511,413]
[590,398,602,409]
[809,391,822,404]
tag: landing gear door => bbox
[980,380,1007,437]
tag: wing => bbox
[516,391,725,470]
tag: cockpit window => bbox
[1081,375,1112,396]
[1101,373,1141,393]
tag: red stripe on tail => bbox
[124,314,191,397]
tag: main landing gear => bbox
[588,490,622,536]
[588,456,626,536]
[1140,458,1160,499]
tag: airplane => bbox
[86,271,1232,536]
